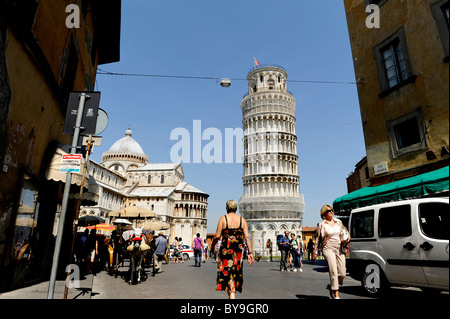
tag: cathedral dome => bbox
[108,129,146,155]
[101,128,149,165]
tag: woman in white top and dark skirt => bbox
[313,204,350,299]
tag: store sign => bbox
[60,154,82,173]
[373,162,388,176]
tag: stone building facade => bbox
[80,129,209,242]
[239,65,305,255]
[0,0,121,292]
[344,0,449,186]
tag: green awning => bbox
[333,166,449,213]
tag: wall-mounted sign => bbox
[373,162,388,176]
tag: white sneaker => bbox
[299,268,303,273]
[293,268,297,272]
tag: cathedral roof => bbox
[107,129,146,155]
[101,128,149,165]
[175,182,208,195]
[123,182,208,198]
[126,186,176,197]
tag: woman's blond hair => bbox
[320,204,333,219]
[226,200,238,212]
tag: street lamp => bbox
[220,78,231,87]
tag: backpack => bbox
[291,237,299,249]
[276,234,284,251]
[79,234,88,252]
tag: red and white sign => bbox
[60,154,82,173]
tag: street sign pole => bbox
[63,134,93,299]
[47,93,87,299]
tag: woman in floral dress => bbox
[212,200,254,299]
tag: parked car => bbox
[169,244,194,261]
[348,197,449,296]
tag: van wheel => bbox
[361,263,389,297]
[183,253,189,261]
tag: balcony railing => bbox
[242,90,294,99]
[247,63,286,74]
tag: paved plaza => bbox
[1,257,448,301]
[91,258,356,299]
[90,257,443,300]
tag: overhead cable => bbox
[97,68,361,85]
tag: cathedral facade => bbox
[239,65,305,255]
[80,129,208,242]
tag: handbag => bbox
[317,222,329,252]
[339,220,350,254]
[340,225,350,243]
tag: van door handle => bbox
[420,242,433,251]
[403,242,415,251]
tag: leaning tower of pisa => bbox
[238,64,305,255]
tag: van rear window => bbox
[351,210,374,238]
[419,202,449,240]
[379,205,412,237]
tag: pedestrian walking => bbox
[76,229,89,271]
[265,239,273,262]
[203,240,208,262]
[307,238,314,261]
[290,233,302,272]
[154,232,168,274]
[192,233,204,267]
[86,229,98,275]
[172,237,179,263]
[278,230,290,271]
[297,234,304,272]
[214,239,221,262]
[212,200,254,299]
[178,237,185,263]
[313,205,350,299]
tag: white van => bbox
[348,197,449,296]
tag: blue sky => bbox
[91,0,366,233]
